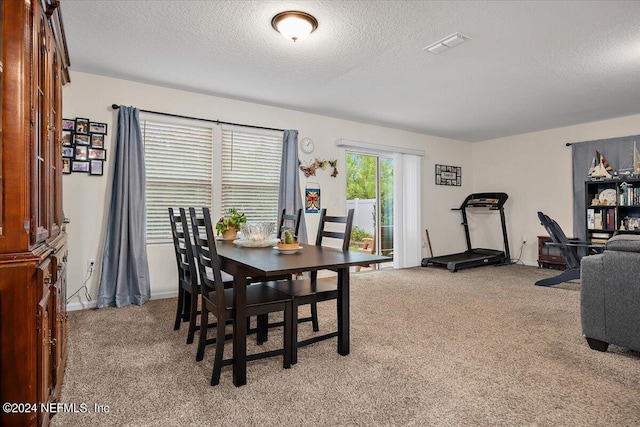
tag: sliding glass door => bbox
[346,152,394,268]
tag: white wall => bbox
[471,113,640,265]
[62,71,472,308]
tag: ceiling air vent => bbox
[423,32,471,54]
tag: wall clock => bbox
[300,137,315,154]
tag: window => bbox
[221,127,283,223]
[143,118,213,241]
[142,116,283,242]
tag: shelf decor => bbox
[435,164,461,186]
[587,150,615,179]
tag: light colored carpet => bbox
[52,265,640,426]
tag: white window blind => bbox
[221,128,283,223]
[143,119,213,241]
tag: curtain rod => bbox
[110,104,285,132]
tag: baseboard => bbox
[66,300,97,311]
[150,290,179,300]
[66,290,179,312]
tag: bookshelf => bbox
[585,178,640,243]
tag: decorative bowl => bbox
[240,222,276,242]
[234,237,280,248]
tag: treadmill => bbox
[423,192,511,272]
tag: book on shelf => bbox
[594,212,603,229]
[590,238,609,244]
[631,187,639,206]
[587,209,595,229]
[606,209,616,230]
[622,186,640,206]
[591,232,611,238]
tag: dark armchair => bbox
[535,211,603,287]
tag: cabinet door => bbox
[45,25,61,238]
[51,42,63,234]
[31,6,51,245]
[0,1,4,236]
[36,259,54,421]
[37,288,52,408]
[52,269,67,395]
[37,288,55,427]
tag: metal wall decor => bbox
[435,164,461,186]
[299,158,338,178]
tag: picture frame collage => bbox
[62,117,107,176]
[435,164,462,186]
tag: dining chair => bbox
[189,207,293,385]
[278,208,302,238]
[168,208,235,345]
[266,208,354,364]
[169,208,188,332]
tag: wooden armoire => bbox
[0,1,71,426]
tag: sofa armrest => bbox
[601,249,640,350]
[605,234,640,253]
[580,253,606,341]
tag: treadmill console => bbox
[461,192,508,210]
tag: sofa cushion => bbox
[605,234,640,253]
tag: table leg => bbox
[337,267,350,356]
[233,267,248,386]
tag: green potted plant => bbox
[215,208,246,239]
[277,228,299,249]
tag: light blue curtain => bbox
[278,130,308,244]
[97,106,150,308]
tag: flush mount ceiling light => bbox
[271,11,318,42]
[423,32,471,54]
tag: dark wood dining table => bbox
[215,240,391,386]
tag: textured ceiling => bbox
[62,1,640,142]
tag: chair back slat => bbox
[323,215,349,224]
[315,208,355,252]
[189,207,227,308]
[320,230,346,240]
[278,208,303,238]
[172,225,185,238]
